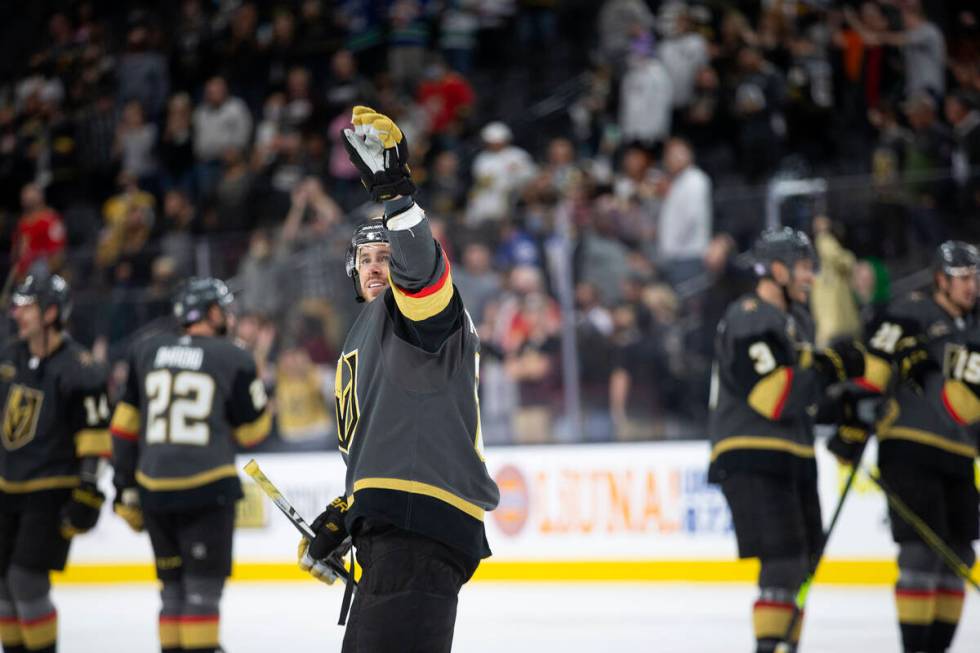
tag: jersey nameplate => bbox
[154,346,204,371]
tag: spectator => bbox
[387,0,433,91]
[454,241,500,325]
[102,172,156,230]
[75,85,118,203]
[657,138,712,286]
[158,189,197,278]
[505,292,562,444]
[210,147,255,234]
[237,228,286,318]
[263,8,304,92]
[731,47,786,182]
[609,302,662,440]
[116,24,170,120]
[419,149,466,217]
[597,0,655,74]
[274,347,333,447]
[323,50,375,121]
[657,3,709,109]
[902,92,952,247]
[193,76,253,196]
[467,121,536,227]
[113,100,157,186]
[12,183,66,279]
[810,216,861,346]
[945,90,980,216]
[417,57,475,146]
[619,36,673,148]
[169,0,214,94]
[158,93,195,196]
[439,0,480,74]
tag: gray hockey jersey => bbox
[337,201,499,560]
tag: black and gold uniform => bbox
[708,228,865,653]
[0,274,110,653]
[300,107,498,653]
[110,278,270,653]
[831,241,980,653]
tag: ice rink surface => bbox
[54,581,978,652]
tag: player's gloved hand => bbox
[895,337,935,388]
[113,486,144,532]
[813,339,866,383]
[60,481,105,538]
[826,392,879,464]
[297,538,349,585]
[342,105,416,202]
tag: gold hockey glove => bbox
[342,105,416,202]
[113,486,144,532]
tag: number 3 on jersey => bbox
[145,369,215,445]
[748,342,777,375]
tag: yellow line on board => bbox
[52,559,980,586]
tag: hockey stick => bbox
[864,467,980,594]
[773,438,869,653]
[243,460,356,587]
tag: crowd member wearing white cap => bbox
[466,121,537,227]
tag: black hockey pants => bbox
[341,522,479,653]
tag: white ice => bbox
[53,581,979,652]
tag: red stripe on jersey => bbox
[854,377,882,394]
[110,427,138,441]
[398,258,451,298]
[179,615,219,623]
[941,386,968,425]
[895,589,937,598]
[753,600,794,611]
[771,368,794,420]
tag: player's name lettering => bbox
[154,346,204,370]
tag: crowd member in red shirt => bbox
[417,58,474,145]
[12,183,66,279]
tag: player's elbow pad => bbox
[747,366,794,421]
[941,380,980,426]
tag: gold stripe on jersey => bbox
[136,465,238,491]
[0,475,79,493]
[388,263,454,322]
[75,428,111,456]
[941,380,980,426]
[877,426,978,458]
[861,353,892,392]
[234,410,272,447]
[710,436,816,463]
[110,401,140,438]
[747,367,792,420]
[351,477,485,521]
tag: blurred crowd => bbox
[1,0,978,447]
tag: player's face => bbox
[357,244,390,303]
[11,300,43,340]
[944,271,978,313]
[787,258,815,304]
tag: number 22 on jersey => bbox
[145,369,215,445]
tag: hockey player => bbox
[110,278,270,653]
[830,241,979,653]
[0,274,111,653]
[708,227,866,653]
[297,106,500,652]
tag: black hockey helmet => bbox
[11,272,72,327]
[345,219,388,303]
[172,277,234,326]
[751,226,816,278]
[933,240,979,277]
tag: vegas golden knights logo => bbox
[335,350,360,453]
[2,384,44,451]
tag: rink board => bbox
[57,441,980,584]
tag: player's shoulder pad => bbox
[59,339,108,393]
[723,295,785,339]
[878,293,938,335]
